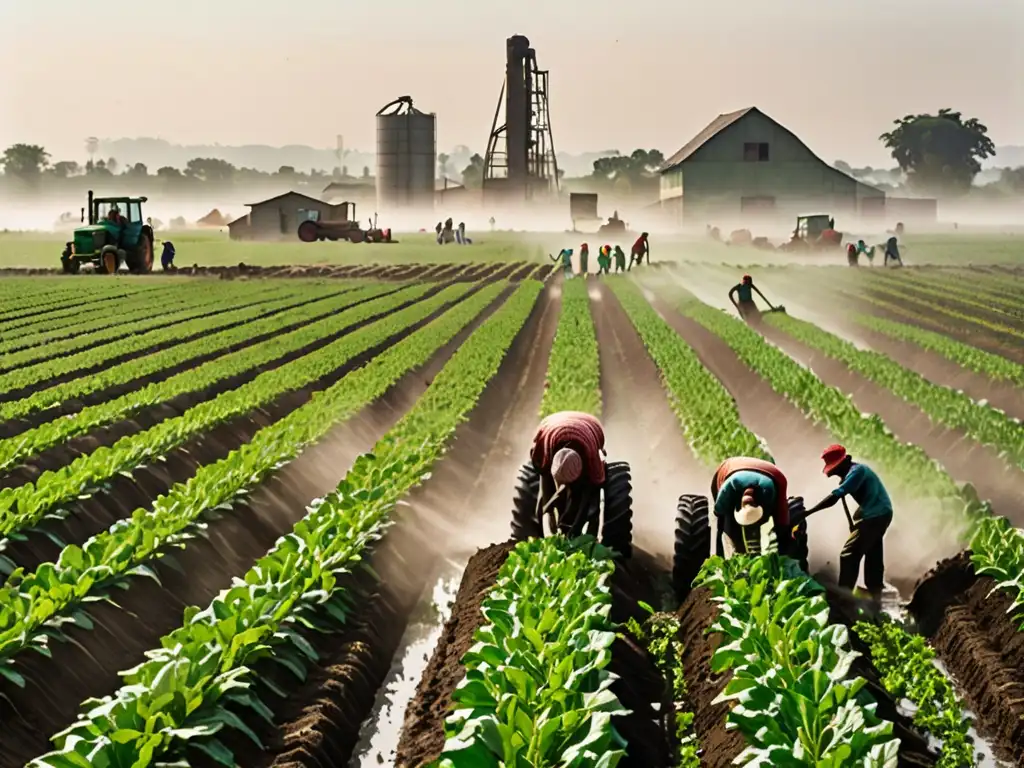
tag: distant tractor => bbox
[296,203,393,244]
[61,191,154,274]
[780,214,842,251]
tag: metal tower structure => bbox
[482,35,560,201]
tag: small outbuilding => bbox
[658,107,884,224]
[228,191,355,241]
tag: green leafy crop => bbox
[539,278,601,418]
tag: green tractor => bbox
[61,191,155,274]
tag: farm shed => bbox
[658,107,883,224]
[227,192,353,241]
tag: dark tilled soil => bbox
[0,284,514,767]
[395,542,517,768]
[908,553,1024,764]
[758,324,1024,520]
[396,547,671,768]
[855,328,1024,421]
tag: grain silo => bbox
[376,96,436,211]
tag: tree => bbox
[128,162,148,178]
[591,149,664,183]
[362,166,370,178]
[276,165,296,177]
[106,157,119,174]
[185,157,236,184]
[438,153,450,179]
[1,144,50,178]
[85,137,99,164]
[999,167,1024,195]
[50,160,82,178]
[834,160,852,174]
[157,166,183,180]
[880,109,996,195]
[461,153,485,188]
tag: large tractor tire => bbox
[129,234,154,273]
[601,461,633,559]
[61,256,79,274]
[788,496,810,573]
[349,229,366,244]
[671,495,712,606]
[100,246,119,275]
[510,462,543,541]
[673,494,712,601]
[297,220,320,243]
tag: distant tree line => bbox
[1,111,1019,198]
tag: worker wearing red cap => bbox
[711,456,791,556]
[728,274,771,321]
[806,445,893,603]
[529,411,606,536]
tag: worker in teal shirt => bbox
[549,248,574,278]
[728,274,771,321]
[805,445,893,605]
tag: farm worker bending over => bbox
[630,232,650,267]
[161,241,176,271]
[805,445,893,606]
[846,243,859,267]
[550,248,574,278]
[711,457,791,557]
[529,411,607,536]
[613,245,627,273]
[597,246,611,275]
[857,239,875,265]
[578,243,590,275]
[884,236,902,267]
[728,274,770,321]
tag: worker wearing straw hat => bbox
[806,445,893,605]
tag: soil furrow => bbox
[908,554,1024,764]
[591,280,706,562]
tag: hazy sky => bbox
[2,0,1021,167]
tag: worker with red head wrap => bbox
[579,243,590,275]
[630,232,650,267]
[806,445,893,604]
[711,456,791,556]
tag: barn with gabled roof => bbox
[658,107,883,224]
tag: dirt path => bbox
[590,280,706,563]
[758,323,1024,522]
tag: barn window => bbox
[743,142,770,162]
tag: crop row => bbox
[0,282,286,361]
[436,537,625,767]
[0,283,414,473]
[0,283,398,422]
[0,281,506,691]
[538,277,601,418]
[763,311,1024,470]
[28,280,542,766]
[890,271,1022,313]
[856,270,1019,322]
[0,282,168,326]
[0,284,334,398]
[0,283,469,546]
[696,554,900,763]
[849,312,1024,388]
[968,515,1024,632]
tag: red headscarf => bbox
[531,411,606,484]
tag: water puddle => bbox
[349,559,463,767]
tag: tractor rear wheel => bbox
[130,235,154,273]
[788,496,809,572]
[101,247,118,274]
[673,494,712,601]
[349,229,366,244]
[297,221,319,243]
[61,256,79,274]
[601,461,633,558]
[510,462,542,541]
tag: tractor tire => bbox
[297,220,319,243]
[673,494,712,601]
[61,256,79,274]
[100,246,118,275]
[349,229,366,244]
[130,235,154,273]
[788,496,809,573]
[601,461,633,558]
[510,462,543,541]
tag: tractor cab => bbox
[794,214,834,241]
[62,190,154,274]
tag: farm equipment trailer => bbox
[296,202,394,244]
